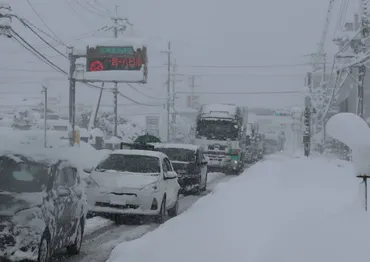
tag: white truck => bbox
[194,103,248,174]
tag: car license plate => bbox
[109,195,126,205]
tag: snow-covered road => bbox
[50,172,233,262]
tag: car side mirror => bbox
[83,167,94,173]
[164,171,177,180]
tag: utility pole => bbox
[160,42,171,141]
[41,84,47,148]
[110,6,130,137]
[68,47,77,146]
[171,59,177,141]
[303,72,312,157]
[357,65,366,118]
[190,76,196,108]
[113,87,118,136]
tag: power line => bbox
[176,91,303,95]
[173,73,306,78]
[117,90,164,107]
[25,0,65,45]
[176,62,321,69]
[83,0,111,16]
[10,29,67,75]
[92,0,114,15]
[20,20,67,58]
[72,0,110,18]
[126,83,166,100]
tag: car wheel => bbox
[67,221,84,255]
[155,196,166,224]
[37,234,49,262]
[167,194,179,218]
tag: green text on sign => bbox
[98,46,134,55]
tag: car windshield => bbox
[156,148,195,162]
[196,119,239,140]
[95,154,161,174]
[0,157,49,193]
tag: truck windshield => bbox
[196,120,239,140]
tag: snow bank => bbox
[107,155,370,262]
[326,112,370,174]
[326,113,370,147]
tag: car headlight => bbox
[83,176,99,188]
[140,182,160,192]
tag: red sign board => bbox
[86,45,147,72]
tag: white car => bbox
[84,149,180,223]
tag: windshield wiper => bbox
[95,168,106,172]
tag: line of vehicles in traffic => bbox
[0,103,276,262]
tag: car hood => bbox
[0,192,43,216]
[91,171,160,189]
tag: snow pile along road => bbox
[107,155,370,262]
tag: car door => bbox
[163,157,177,208]
[52,163,73,249]
[199,149,208,187]
[65,166,81,239]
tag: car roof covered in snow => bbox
[0,149,69,165]
[110,149,168,159]
[154,143,199,151]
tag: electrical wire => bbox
[117,90,164,107]
[9,29,115,92]
[126,83,166,100]
[83,0,111,16]
[20,20,67,59]
[62,0,93,26]
[176,91,303,95]
[93,0,114,16]
[11,29,67,75]
[21,18,65,47]
[176,62,320,69]
[72,0,110,18]
[25,0,65,46]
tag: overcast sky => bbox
[0,0,355,116]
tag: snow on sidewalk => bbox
[107,155,370,262]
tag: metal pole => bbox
[112,15,118,137]
[42,85,47,148]
[171,59,177,141]
[68,48,76,146]
[113,86,118,136]
[357,65,366,118]
[365,177,368,211]
[191,76,195,108]
[93,85,104,129]
[166,42,171,142]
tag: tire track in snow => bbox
[51,172,234,262]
